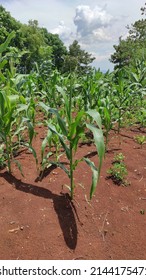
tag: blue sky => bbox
[0,0,145,71]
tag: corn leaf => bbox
[83,157,99,199]
[56,86,70,122]
[27,120,34,144]
[39,102,68,136]
[49,161,70,177]
[41,130,52,160]
[13,160,24,177]
[69,110,84,139]
[72,158,83,171]
[8,95,20,106]
[49,108,68,137]
[48,123,70,160]
[86,109,102,129]
[0,59,7,70]
[23,143,38,165]
[86,123,105,173]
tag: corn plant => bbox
[111,69,132,133]
[0,91,21,173]
[129,61,146,127]
[80,69,106,111]
[97,97,113,151]
[0,32,37,173]
[39,78,105,200]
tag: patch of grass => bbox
[134,135,146,148]
[107,153,128,186]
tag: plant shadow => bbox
[0,171,78,250]
[35,161,69,182]
[35,164,57,182]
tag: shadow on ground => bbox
[0,171,78,250]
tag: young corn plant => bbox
[112,69,132,133]
[98,97,113,151]
[0,90,38,173]
[0,32,37,174]
[0,32,19,172]
[40,80,105,200]
[0,90,22,173]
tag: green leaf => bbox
[0,59,7,70]
[39,102,50,113]
[56,86,70,121]
[0,71,6,82]
[27,121,34,144]
[39,102,68,136]
[41,130,52,160]
[49,108,68,136]
[72,158,83,171]
[23,143,38,165]
[86,109,102,129]
[69,110,84,139]
[8,95,19,106]
[72,125,85,152]
[48,123,70,160]
[0,91,6,117]
[86,123,105,173]
[49,161,70,177]
[13,160,24,177]
[16,104,28,113]
[83,157,99,199]
[0,31,15,54]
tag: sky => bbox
[0,0,145,71]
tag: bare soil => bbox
[0,124,146,260]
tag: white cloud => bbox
[0,0,145,71]
[51,21,73,42]
[74,5,113,37]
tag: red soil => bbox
[0,124,146,260]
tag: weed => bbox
[113,152,125,162]
[134,135,146,148]
[107,153,128,186]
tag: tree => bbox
[110,5,146,69]
[62,40,95,75]
[0,6,67,73]
[0,6,94,75]
[40,28,67,71]
[0,5,21,47]
[18,20,47,72]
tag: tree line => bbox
[0,4,146,74]
[0,5,94,75]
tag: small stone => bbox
[9,221,16,225]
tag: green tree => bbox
[0,6,67,73]
[40,28,67,71]
[110,5,146,69]
[62,40,95,75]
[18,20,47,72]
[0,5,21,47]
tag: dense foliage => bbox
[0,5,94,74]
